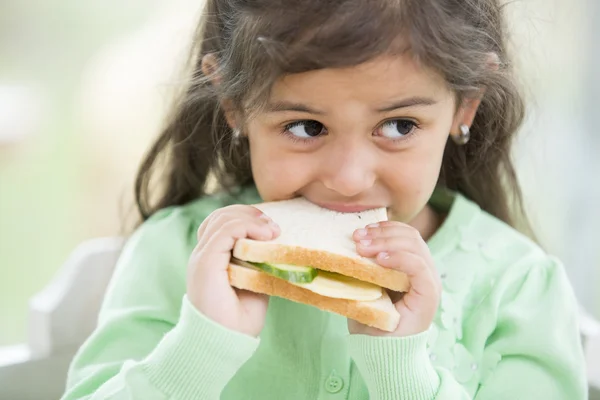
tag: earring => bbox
[232,128,242,141]
[452,124,470,145]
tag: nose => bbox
[320,141,376,197]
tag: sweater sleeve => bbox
[347,257,587,399]
[61,207,260,400]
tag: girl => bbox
[62,0,587,399]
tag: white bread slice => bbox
[233,197,410,292]
[228,263,401,332]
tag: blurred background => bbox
[0,0,598,349]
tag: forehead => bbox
[270,55,451,103]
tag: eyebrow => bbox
[377,96,438,112]
[266,96,437,115]
[266,101,325,115]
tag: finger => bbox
[358,236,441,292]
[205,218,275,252]
[205,205,270,235]
[356,235,424,258]
[207,217,279,252]
[356,227,435,272]
[195,217,279,263]
[196,216,211,244]
[356,236,441,292]
[194,217,280,275]
[198,206,279,246]
[376,250,439,299]
[353,221,418,241]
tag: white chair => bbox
[0,238,124,400]
[1,237,599,399]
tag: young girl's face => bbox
[245,55,463,223]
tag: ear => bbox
[201,53,239,130]
[449,53,499,139]
[450,92,484,139]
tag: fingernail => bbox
[367,223,379,228]
[259,213,271,221]
[378,252,390,260]
[360,239,372,247]
[356,229,367,237]
[269,220,280,230]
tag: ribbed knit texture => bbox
[347,331,440,399]
[142,296,259,399]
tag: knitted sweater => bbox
[62,186,587,399]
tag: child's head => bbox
[136,0,526,228]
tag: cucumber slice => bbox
[249,261,318,283]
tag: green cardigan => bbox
[62,187,587,399]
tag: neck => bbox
[408,204,443,241]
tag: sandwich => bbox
[228,197,410,332]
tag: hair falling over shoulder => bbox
[134,0,530,234]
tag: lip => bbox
[311,201,385,213]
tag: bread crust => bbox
[233,239,410,292]
[228,263,401,332]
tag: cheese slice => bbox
[293,270,383,301]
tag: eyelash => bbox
[279,121,326,144]
[279,119,421,144]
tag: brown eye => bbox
[377,119,417,138]
[285,120,327,138]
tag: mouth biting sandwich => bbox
[228,197,409,332]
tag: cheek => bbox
[384,132,448,219]
[248,134,315,200]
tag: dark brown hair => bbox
[135,0,529,231]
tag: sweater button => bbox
[325,372,344,393]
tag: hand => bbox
[187,205,280,337]
[349,221,442,337]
